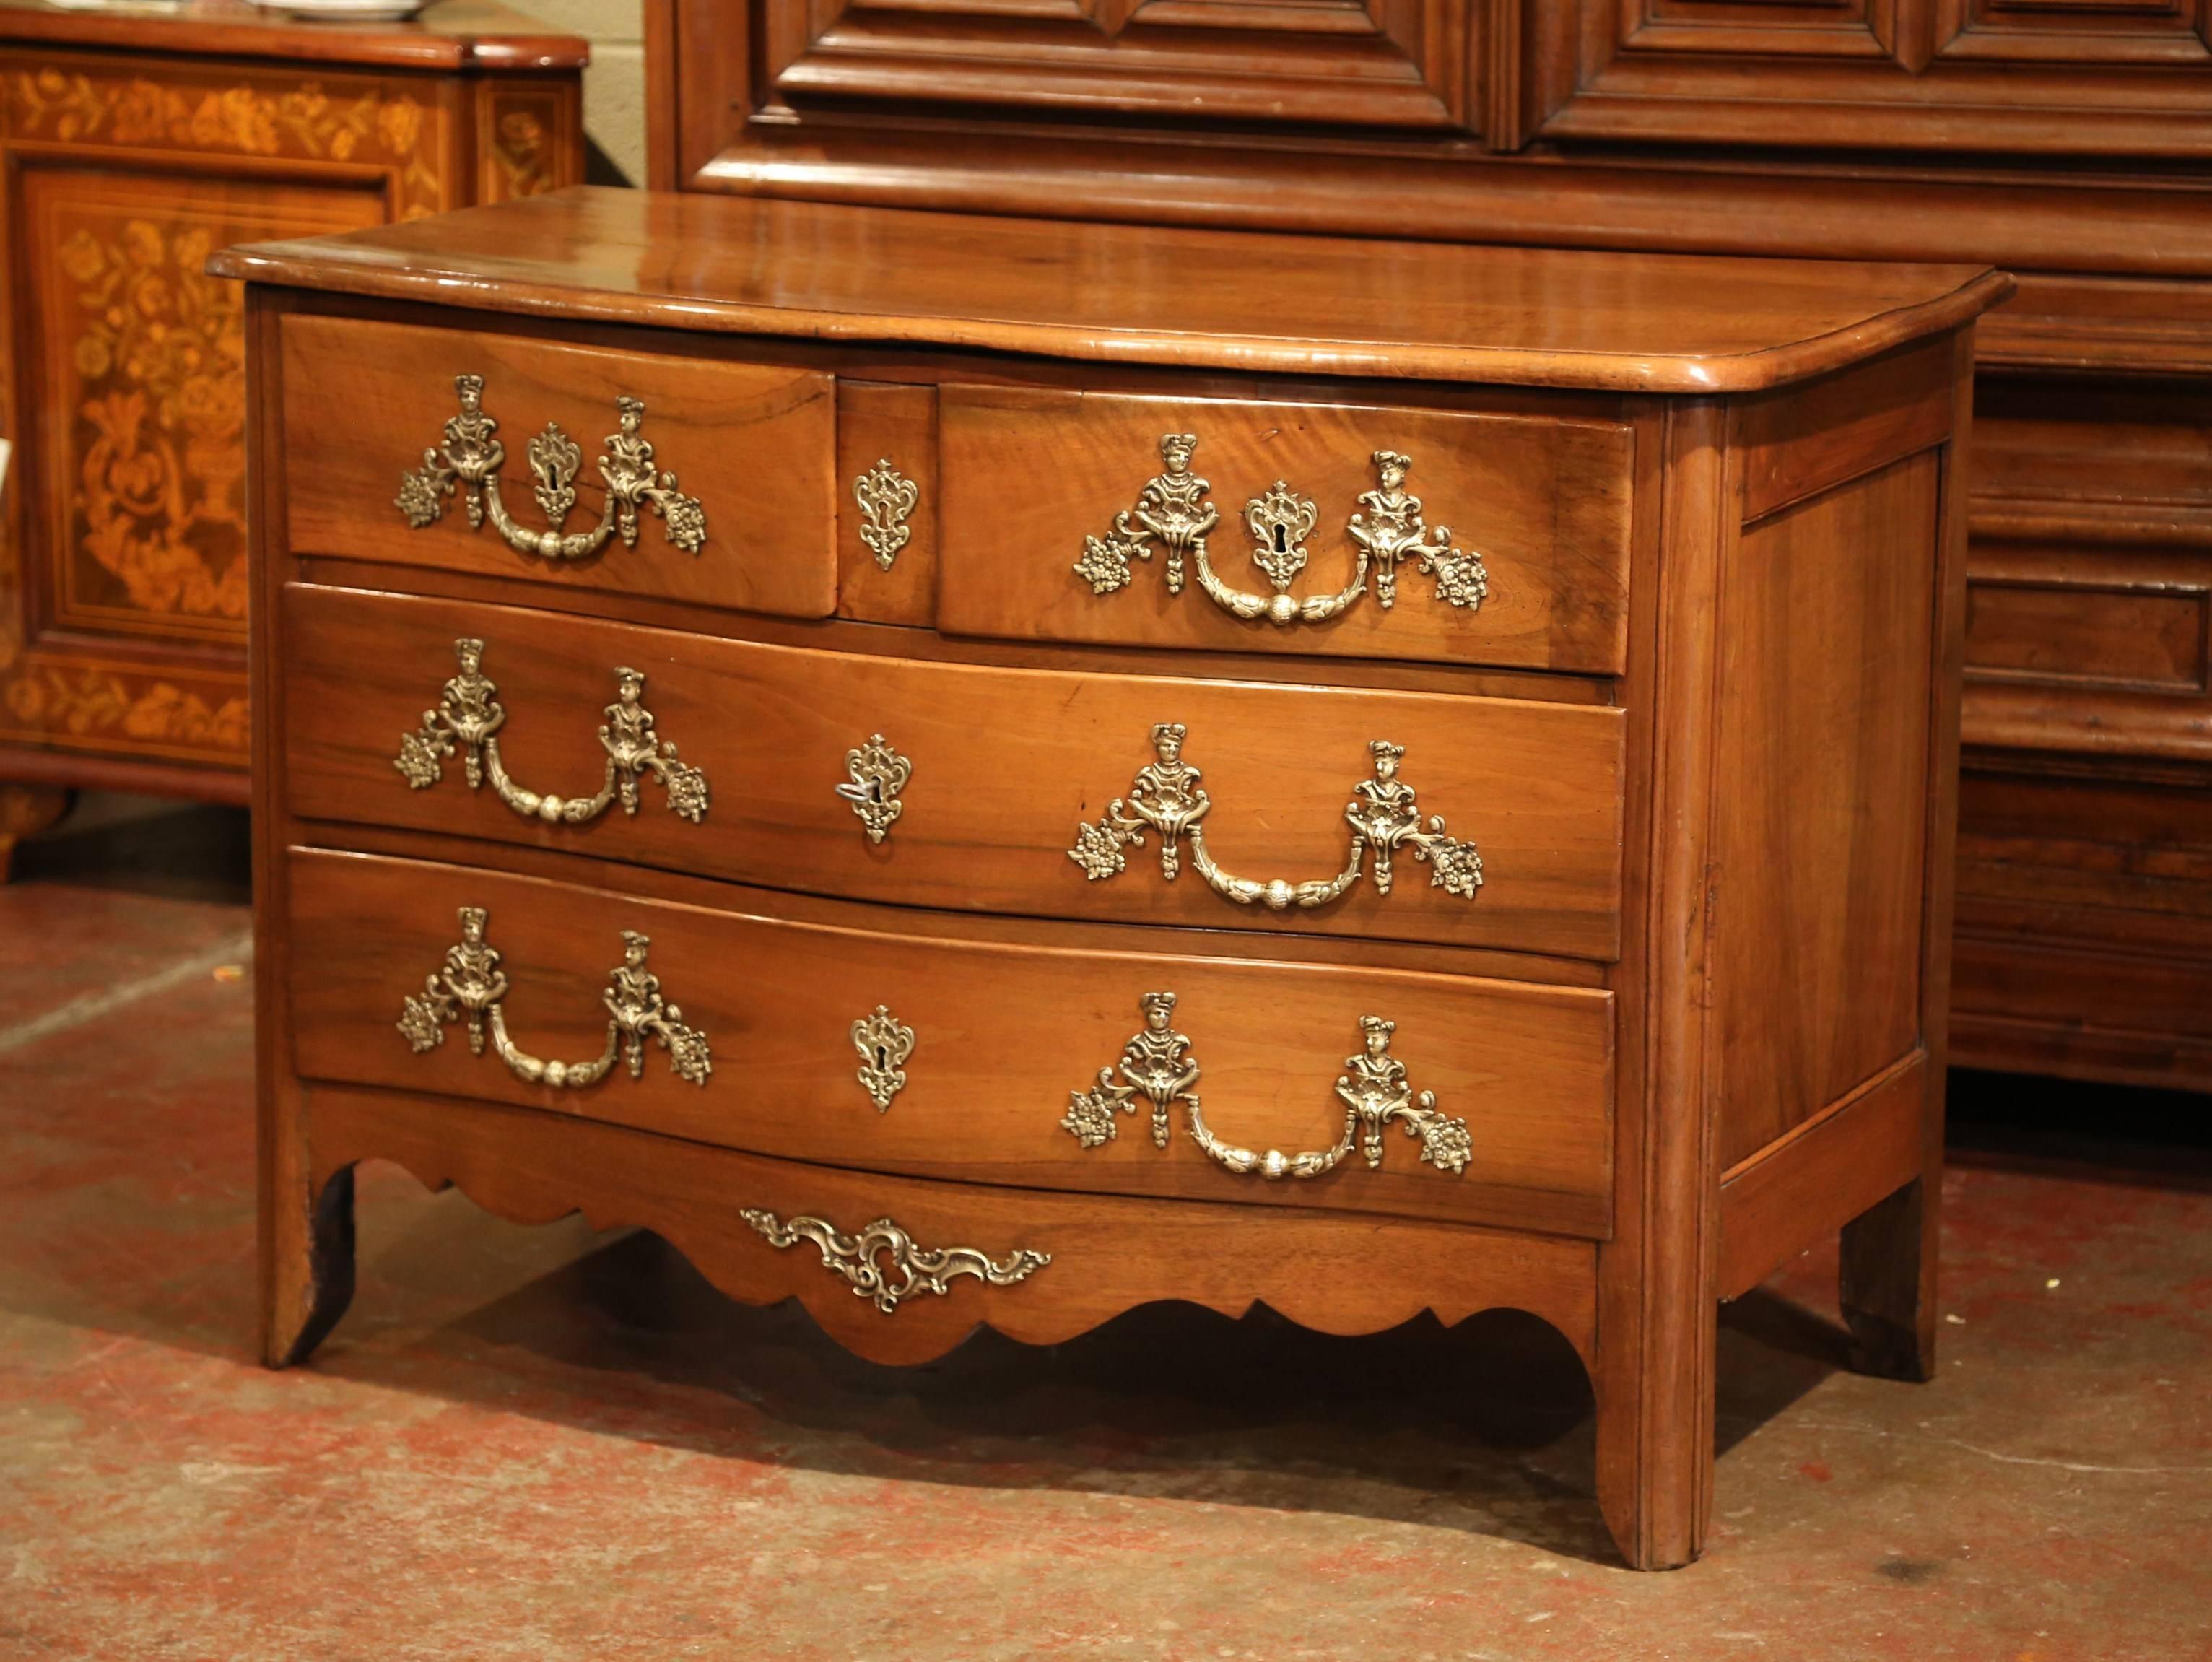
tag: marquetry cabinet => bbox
[218,187,2002,1567]
[0,0,584,872]
[646,0,2212,1092]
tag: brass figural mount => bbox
[1075,435,1487,625]
[396,374,707,560]
[1061,993,1473,1182]
[739,1209,1049,1314]
[395,638,710,826]
[397,906,713,1090]
[1069,724,1484,912]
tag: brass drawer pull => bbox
[396,906,713,1089]
[1068,724,1483,910]
[1061,993,1471,1182]
[396,374,707,560]
[1074,435,1486,624]
[395,638,709,826]
[739,1209,1049,1314]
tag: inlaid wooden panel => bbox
[288,848,1617,1237]
[939,386,1634,673]
[281,583,1629,960]
[1714,451,1943,1167]
[280,315,839,620]
[0,25,581,793]
[1,51,456,219]
[22,170,383,649]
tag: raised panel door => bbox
[758,0,1482,133]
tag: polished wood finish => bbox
[305,1083,1603,1372]
[648,0,2212,1093]
[209,191,2008,395]
[235,196,1997,1568]
[936,386,1634,674]
[281,583,1629,959]
[1713,449,1941,1167]
[280,316,838,619]
[288,848,1619,1238]
[0,0,583,811]
[1717,1054,1928,1304]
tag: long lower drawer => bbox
[281,583,1627,960]
[286,849,1616,1238]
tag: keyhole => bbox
[873,1044,890,1070]
[1273,524,1289,553]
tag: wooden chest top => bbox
[209,186,2005,393]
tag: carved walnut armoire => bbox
[644,0,2212,1094]
[0,0,584,871]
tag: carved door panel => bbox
[757,0,1482,135]
[1519,0,2212,154]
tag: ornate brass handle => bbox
[396,374,707,560]
[396,906,713,1089]
[740,1209,1049,1313]
[1074,435,1486,625]
[1068,724,1484,911]
[394,638,709,826]
[1061,994,1471,1182]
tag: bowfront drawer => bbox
[283,585,1628,960]
[936,386,1634,674]
[279,315,837,619]
[288,850,1616,1237]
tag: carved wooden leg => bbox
[1592,1305,1716,1571]
[1840,1176,1937,1383]
[0,784,71,882]
[263,1100,357,1366]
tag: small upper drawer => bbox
[936,386,1633,674]
[279,315,837,619]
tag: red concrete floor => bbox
[3,799,2210,1661]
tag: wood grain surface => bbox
[280,314,838,619]
[207,189,2008,395]
[282,584,1629,960]
[1712,452,1941,1167]
[287,849,1617,1237]
[307,1082,1602,1370]
[938,386,1633,674]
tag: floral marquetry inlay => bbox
[6,66,446,218]
[33,175,383,641]
[0,652,248,762]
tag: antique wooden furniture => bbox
[0,0,585,874]
[643,0,2212,1093]
[219,187,2003,1568]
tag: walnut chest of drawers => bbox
[214,188,2006,1570]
